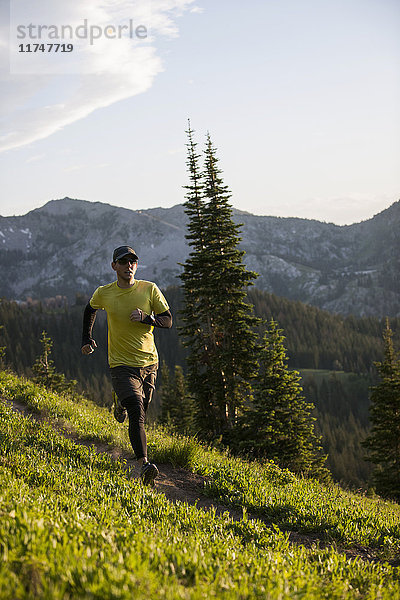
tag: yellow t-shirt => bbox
[90,280,169,368]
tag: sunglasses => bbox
[117,257,137,265]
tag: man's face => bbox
[112,255,138,282]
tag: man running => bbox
[81,245,172,486]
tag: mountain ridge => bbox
[0,197,399,317]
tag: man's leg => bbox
[138,364,159,485]
[122,392,148,463]
[123,364,158,462]
[142,363,158,413]
[110,365,159,485]
[110,366,147,461]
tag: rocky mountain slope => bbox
[0,197,399,316]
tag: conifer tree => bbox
[179,122,212,427]
[32,330,76,394]
[240,320,329,480]
[363,320,400,499]
[181,120,206,254]
[160,361,174,425]
[160,363,195,434]
[172,365,196,435]
[179,125,260,436]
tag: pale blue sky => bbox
[1,0,399,224]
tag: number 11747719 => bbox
[18,43,74,52]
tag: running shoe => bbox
[113,391,127,423]
[140,462,159,487]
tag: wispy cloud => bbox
[0,0,196,153]
[26,153,46,163]
[167,147,184,155]
[63,164,84,173]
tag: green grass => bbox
[0,370,400,598]
[298,369,351,381]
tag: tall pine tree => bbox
[179,125,260,436]
[179,122,215,429]
[239,320,329,480]
[363,320,400,500]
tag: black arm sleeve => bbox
[141,309,172,329]
[81,302,98,347]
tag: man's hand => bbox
[81,340,97,355]
[130,308,143,322]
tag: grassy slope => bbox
[0,371,399,599]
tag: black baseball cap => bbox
[113,246,139,262]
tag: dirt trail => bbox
[7,398,239,517]
[4,397,395,566]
